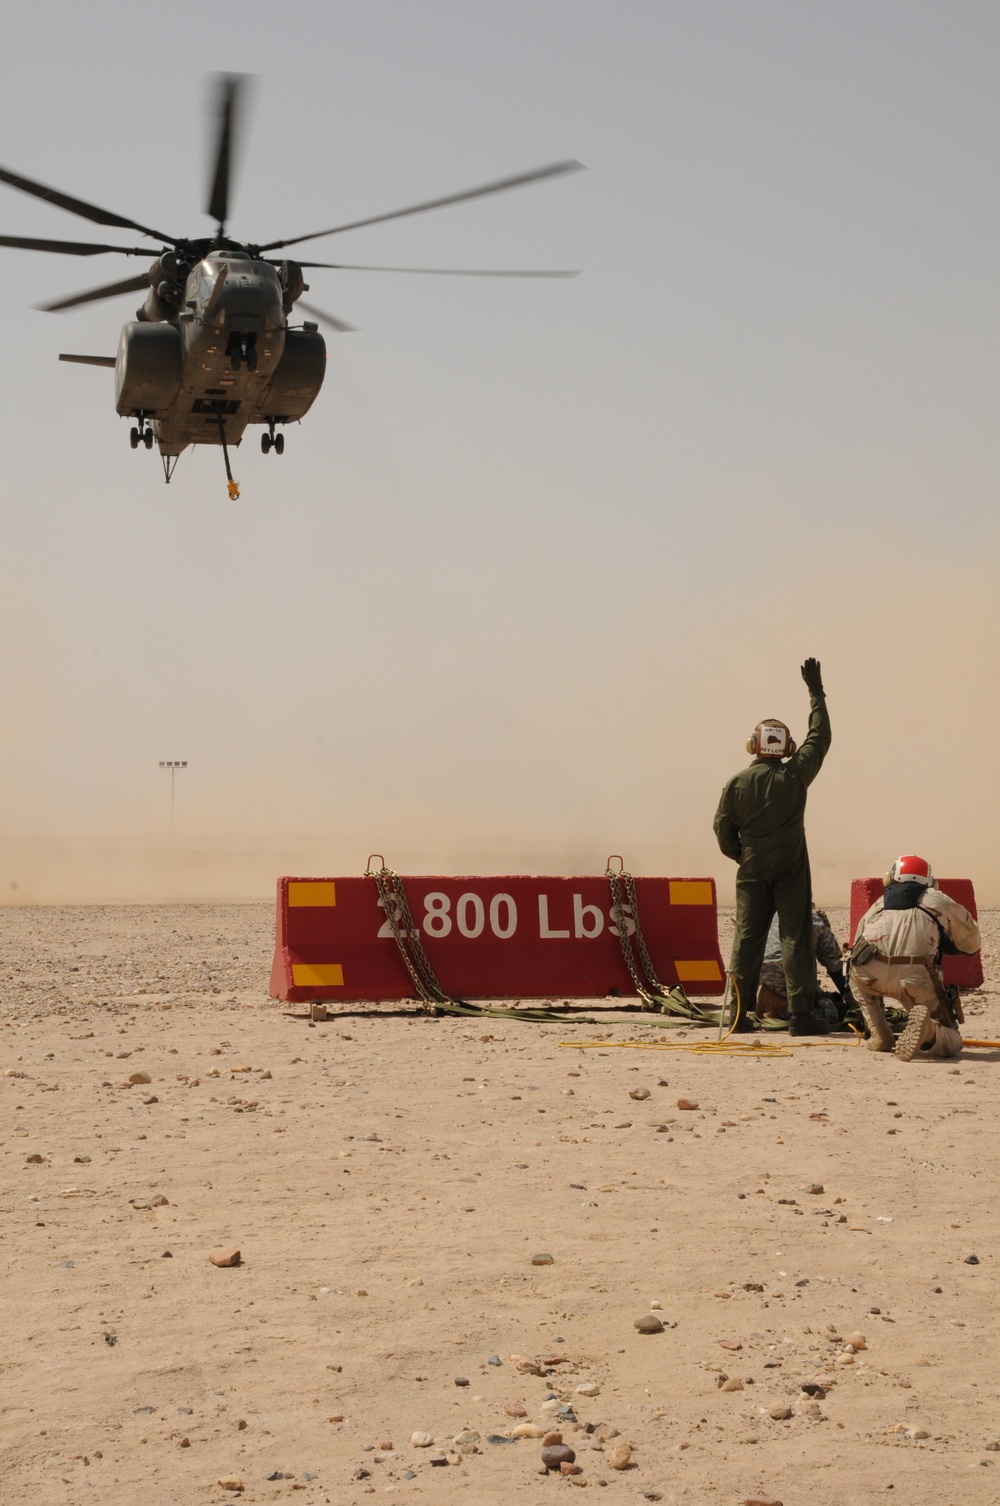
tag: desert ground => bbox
[2,902,1000,1506]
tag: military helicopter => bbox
[0,75,581,497]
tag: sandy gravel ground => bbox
[2,903,1000,1506]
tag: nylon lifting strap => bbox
[216,412,240,500]
[365,863,598,1023]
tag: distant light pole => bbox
[159,761,187,829]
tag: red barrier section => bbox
[850,878,983,990]
[270,875,726,1004]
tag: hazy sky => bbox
[1,1,999,903]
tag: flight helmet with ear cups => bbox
[884,854,936,889]
[746,719,797,759]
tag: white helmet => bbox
[885,854,935,888]
[746,719,796,759]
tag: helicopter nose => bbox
[218,278,283,330]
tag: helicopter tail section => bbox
[59,353,116,368]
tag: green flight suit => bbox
[713,694,831,1018]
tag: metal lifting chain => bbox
[367,863,441,1008]
[605,860,716,1023]
[365,861,596,1023]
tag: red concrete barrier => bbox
[850,878,983,990]
[270,874,726,1004]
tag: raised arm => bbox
[792,657,831,787]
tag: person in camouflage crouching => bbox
[757,907,851,1024]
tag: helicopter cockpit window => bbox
[192,264,215,307]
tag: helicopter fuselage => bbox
[115,249,326,457]
[12,73,578,491]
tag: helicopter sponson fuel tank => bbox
[116,251,326,455]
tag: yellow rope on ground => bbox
[557,1038,857,1057]
[562,1034,1000,1053]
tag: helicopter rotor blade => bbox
[296,299,357,333]
[35,271,151,313]
[292,260,581,278]
[0,234,158,257]
[0,164,177,243]
[206,73,248,235]
[258,159,584,253]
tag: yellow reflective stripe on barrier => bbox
[668,881,714,905]
[291,963,344,987]
[288,882,337,907]
[675,960,723,982]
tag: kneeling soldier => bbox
[757,907,851,1022]
[849,855,980,1061]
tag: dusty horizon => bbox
[1,829,995,910]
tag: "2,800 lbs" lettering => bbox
[376,892,635,941]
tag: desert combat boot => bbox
[895,1004,936,1062]
[860,998,894,1052]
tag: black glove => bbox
[801,657,824,696]
[829,967,854,1019]
[829,965,850,1000]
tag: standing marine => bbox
[713,658,832,1035]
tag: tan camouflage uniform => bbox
[851,888,980,1061]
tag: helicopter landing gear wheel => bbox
[130,427,140,450]
[261,433,271,454]
[144,429,155,451]
[273,432,284,455]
